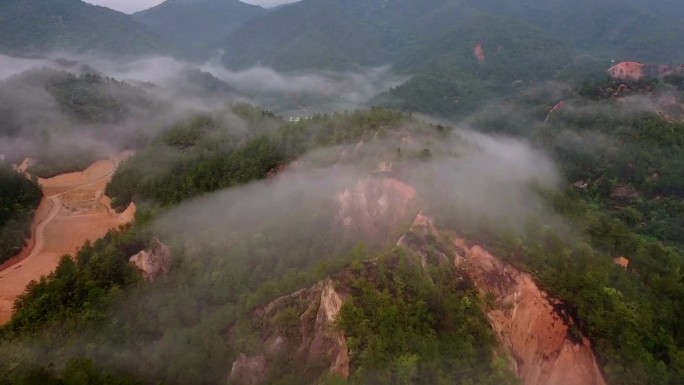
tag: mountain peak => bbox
[134,0,267,47]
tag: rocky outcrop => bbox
[229,278,350,384]
[452,238,606,385]
[129,238,172,281]
[608,62,645,80]
[390,212,606,385]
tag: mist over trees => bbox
[0,0,684,385]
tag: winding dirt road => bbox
[0,152,136,325]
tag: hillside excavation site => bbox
[0,152,136,325]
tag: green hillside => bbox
[219,0,388,71]
[380,13,575,117]
[463,0,684,63]
[0,0,164,55]
[134,0,266,49]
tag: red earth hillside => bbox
[608,62,645,80]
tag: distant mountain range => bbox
[0,0,164,55]
[133,0,267,49]
[3,0,683,64]
[2,0,684,117]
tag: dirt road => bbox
[0,152,136,325]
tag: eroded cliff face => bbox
[229,278,350,384]
[335,167,417,244]
[453,239,606,385]
[231,170,607,385]
[396,213,606,385]
[129,238,172,281]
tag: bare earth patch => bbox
[0,151,136,325]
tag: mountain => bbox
[133,0,267,49]
[0,0,164,55]
[219,0,388,71]
[462,0,684,63]
[379,12,576,117]
[216,0,684,73]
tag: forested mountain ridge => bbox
[133,0,267,50]
[0,0,165,55]
[214,0,684,72]
[2,87,684,384]
[461,0,684,63]
[218,0,389,71]
[0,67,164,177]
[208,0,684,119]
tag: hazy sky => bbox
[85,0,298,13]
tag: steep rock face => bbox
[229,278,350,383]
[335,171,417,244]
[393,213,606,385]
[118,202,137,223]
[129,238,172,281]
[452,238,606,385]
[608,62,645,80]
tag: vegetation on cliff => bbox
[0,164,42,264]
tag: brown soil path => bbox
[0,152,136,325]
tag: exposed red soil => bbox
[335,171,417,244]
[545,101,565,121]
[475,43,486,63]
[230,278,350,383]
[452,236,607,385]
[334,173,606,385]
[0,152,136,325]
[614,256,630,269]
[608,62,645,80]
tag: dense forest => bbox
[0,68,163,178]
[450,76,684,384]
[0,164,42,264]
[1,0,684,384]
[106,105,407,209]
[2,87,684,384]
[2,109,517,384]
[0,0,164,55]
[336,251,517,385]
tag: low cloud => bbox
[157,125,561,250]
[0,52,404,166]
